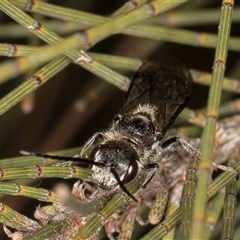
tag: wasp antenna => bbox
[110,168,138,202]
[20,150,105,167]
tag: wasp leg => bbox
[142,163,159,188]
[105,203,146,240]
[138,164,169,225]
[211,162,238,179]
[72,181,98,202]
[105,213,121,240]
[118,207,138,240]
[79,132,104,157]
[162,136,200,158]
[163,137,238,178]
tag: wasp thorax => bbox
[114,113,158,147]
[90,140,139,189]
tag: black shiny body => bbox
[80,56,193,194]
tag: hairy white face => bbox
[89,139,141,190]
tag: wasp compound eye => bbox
[90,145,102,162]
[122,159,138,184]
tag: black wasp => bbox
[22,56,193,202]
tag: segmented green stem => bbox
[191,1,234,238]
[221,178,237,239]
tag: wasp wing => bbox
[118,56,193,136]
